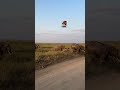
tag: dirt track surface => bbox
[86,72,120,90]
[35,57,85,90]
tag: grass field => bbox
[102,41,120,50]
[0,40,34,90]
[38,43,85,47]
[86,41,120,79]
[35,43,85,70]
[2,41,120,86]
[0,41,85,89]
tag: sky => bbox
[35,0,85,43]
[0,0,34,40]
[86,0,120,41]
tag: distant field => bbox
[37,43,85,47]
[35,43,85,70]
[102,41,120,50]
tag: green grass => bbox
[35,43,85,70]
[36,43,85,47]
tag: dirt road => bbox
[86,71,120,90]
[35,57,85,90]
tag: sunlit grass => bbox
[35,43,85,69]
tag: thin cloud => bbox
[35,32,85,43]
[71,29,85,32]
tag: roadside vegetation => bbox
[0,41,34,90]
[35,43,85,70]
[86,41,120,79]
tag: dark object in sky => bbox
[62,21,67,27]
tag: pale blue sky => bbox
[35,0,85,43]
[35,0,85,32]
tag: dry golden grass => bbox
[35,43,85,69]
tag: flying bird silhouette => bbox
[62,21,67,27]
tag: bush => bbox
[35,51,81,69]
[86,41,120,78]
